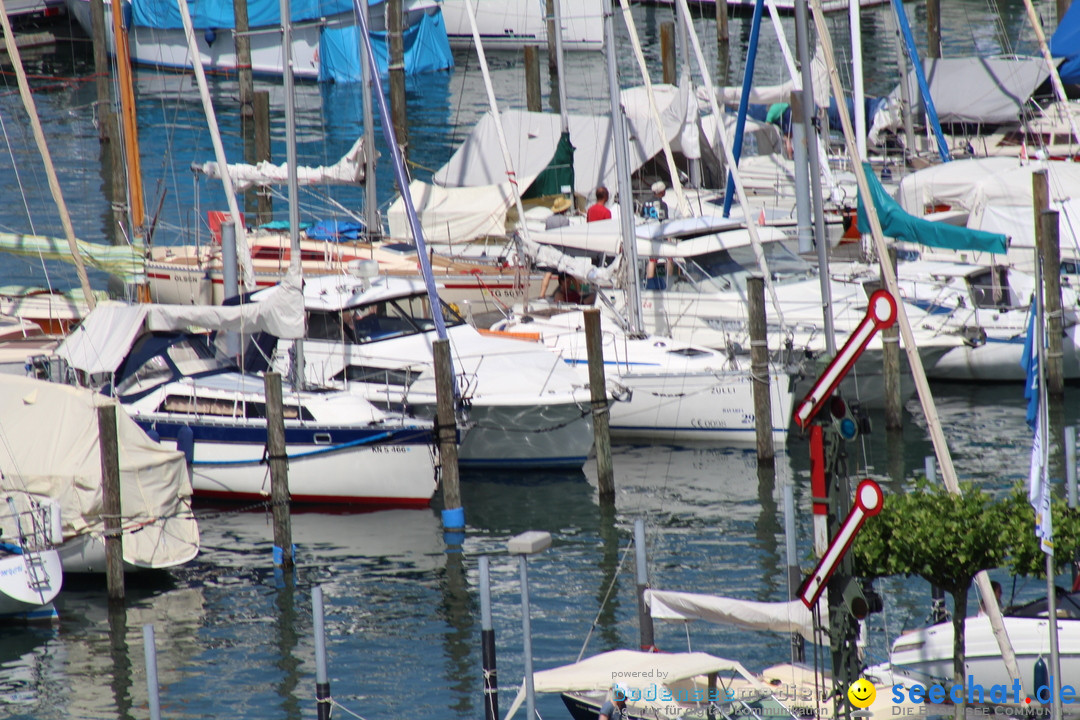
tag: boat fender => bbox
[1033,656,1048,701]
[204,28,217,46]
[177,425,195,467]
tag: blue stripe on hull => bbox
[138,420,431,447]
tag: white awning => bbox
[645,588,818,643]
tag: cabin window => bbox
[242,401,313,421]
[115,355,172,396]
[167,337,232,376]
[334,365,417,387]
[160,395,240,417]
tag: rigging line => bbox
[575,536,634,663]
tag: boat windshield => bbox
[311,293,467,344]
[674,241,813,294]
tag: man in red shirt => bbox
[586,186,611,222]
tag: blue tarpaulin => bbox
[1051,1,1080,86]
[132,0,363,29]
[857,163,1008,254]
[319,10,453,81]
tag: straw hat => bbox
[551,196,572,214]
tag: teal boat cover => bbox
[857,163,1007,254]
[522,131,575,199]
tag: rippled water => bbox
[0,2,1074,719]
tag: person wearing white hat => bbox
[600,682,630,720]
[645,180,670,221]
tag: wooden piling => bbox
[1041,209,1065,397]
[747,277,775,464]
[433,339,462,520]
[882,247,902,430]
[584,309,614,500]
[715,0,730,87]
[264,372,293,569]
[98,404,124,601]
[524,46,542,113]
[545,0,557,71]
[254,90,273,224]
[233,0,254,118]
[660,22,676,86]
[1033,169,1050,215]
[926,0,941,59]
[388,0,409,164]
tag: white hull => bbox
[891,614,1080,688]
[64,0,432,79]
[440,0,603,51]
[491,310,795,444]
[0,494,62,623]
[0,551,61,622]
[146,236,548,311]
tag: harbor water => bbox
[0,2,1074,718]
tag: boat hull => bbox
[410,398,594,469]
[141,419,437,506]
[440,0,603,51]
[890,614,1080,688]
[0,551,62,623]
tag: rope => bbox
[576,538,634,663]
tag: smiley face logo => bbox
[847,678,876,709]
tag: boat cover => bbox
[57,269,304,375]
[0,375,198,569]
[894,158,1080,251]
[645,588,818,643]
[857,163,1008,254]
[868,56,1054,143]
[1051,1,1080,86]
[501,649,762,720]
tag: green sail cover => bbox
[856,163,1007,254]
[0,232,145,283]
[522,131,575,199]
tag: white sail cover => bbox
[698,41,830,109]
[0,375,198,569]
[893,157,1080,252]
[386,179,525,244]
[57,269,305,375]
[502,649,761,720]
[196,136,371,191]
[645,588,818,643]
[868,56,1055,145]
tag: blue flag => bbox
[1020,308,1039,430]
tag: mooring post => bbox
[747,276,775,463]
[634,519,655,650]
[524,46,542,113]
[660,21,676,85]
[433,338,463,531]
[584,309,614,499]
[253,90,273,224]
[143,624,162,720]
[479,555,499,720]
[882,247,902,430]
[387,0,409,164]
[313,586,332,720]
[264,372,293,568]
[98,404,124,602]
[1040,209,1065,397]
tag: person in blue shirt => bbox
[599,682,629,720]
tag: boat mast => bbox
[0,0,96,311]
[110,0,146,243]
[604,2,644,336]
[359,0,379,240]
[175,0,256,292]
[354,0,448,341]
[807,0,1025,690]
